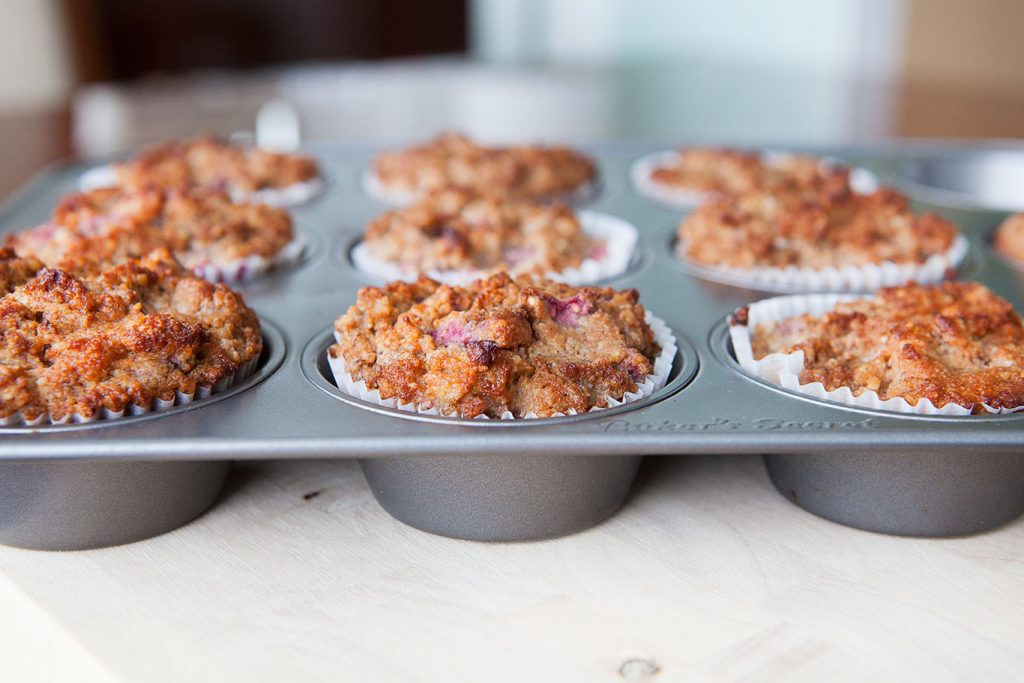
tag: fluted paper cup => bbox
[729,292,1024,415]
[328,312,676,420]
[0,355,260,427]
[678,234,968,293]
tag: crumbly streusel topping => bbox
[331,273,659,418]
[678,185,959,269]
[108,136,319,195]
[373,133,596,201]
[0,248,262,421]
[650,148,848,196]
[362,188,602,276]
[742,282,1024,413]
[7,187,294,273]
[994,213,1024,263]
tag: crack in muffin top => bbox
[678,185,959,270]
[372,133,596,201]
[7,186,294,274]
[331,273,659,418]
[362,188,602,276]
[0,248,262,421]
[743,282,1024,413]
[650,147,849,196]
[106,135,320,196]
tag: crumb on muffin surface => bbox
[7,187,294,274]
[110,135,320,195]
[373,133,596,201]
[330,273,659,418]
[994,213,1024,263]
[678,185,959,270]
[0,248,262,421]
[362,188,602,276]
[745,282,1024,413]
[650,147,848,196]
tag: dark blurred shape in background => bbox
[64,0,467,82]
[0,0,1022,199]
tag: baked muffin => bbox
[678,184,963,285]
[357,188,604,279]
[648,148,846,198]
[993,213,1024,263]
[0,248,262,424]
[330,273,662,418]
[370,133,596,202]
[8,187,297,281]
[734,282,1024,414]
[84,136,321,205]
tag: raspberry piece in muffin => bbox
[361,188,603,277]
[330,274,660,418]
[678,185,960,270]
[743,282,1024,414]
[101,136,320,200]
[650,148,851,197]
[0,248,262,423]
[7,187,295,278]
[993,213,1024,263]
[372,133,596,201]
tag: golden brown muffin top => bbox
[362,188,601,276]
[110,135,319,195]
[993,213,1024,263]
[373,133,596,201]
[0,248,262,421]
[331,273,658,418]
[742,282,1024,413]
[679,185,959,269]
[7,187,294,274]
[651,147,848,196]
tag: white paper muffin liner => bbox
[630,149,880,210]
[361,167,598,207]
[327,311,676,420]
[0,354,261,427]
[190,235,306,284]
[729,292,1024,416]
[350,211,637,286]
[78,164,120,192]
[234,179,324,207]
[677,234,969,293]
[79,164,324,208]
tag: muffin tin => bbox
[2,140,1023,550]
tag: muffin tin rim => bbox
[893,149,1024,213]
[299,324,700,427]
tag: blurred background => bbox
[0,0,1022,198]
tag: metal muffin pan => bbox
[895,147,1024,212]
[0,323,286,550]
[1,140,1023,549]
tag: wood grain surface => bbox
[0,454,1021,682]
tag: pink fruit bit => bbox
[502,246,536,267]
[618,354,649,381]
[543,293,593,327]
[431,319,474,345]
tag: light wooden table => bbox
[0,454,1021,682]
